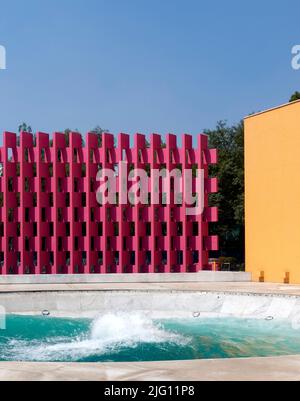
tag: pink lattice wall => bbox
[0,131,218,275]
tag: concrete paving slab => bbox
[0,281,300,297]
[0,356,300,381]
[0,272,251,285]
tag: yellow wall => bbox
[245,101,300,284]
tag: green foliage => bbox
[64,129,71,146]
[16,124,107,148]
[64,128,85,146]
[205,120,244,262]
[91,126,109,147]
[289,91,300,102]
[218,256,245,272]
[18,122,32,133]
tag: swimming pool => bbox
[1,313,300,362]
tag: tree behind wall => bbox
[17,123,33,146]
[18,122,32,133]
[90,126,110,147]
[289,91,300,102]
[205,121,245,265]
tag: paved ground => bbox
[0,281,300,296]
[0,356,300,381]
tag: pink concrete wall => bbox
[0,131,218,275]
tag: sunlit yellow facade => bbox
[245,100,300,284]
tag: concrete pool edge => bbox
[0,272,251,285]
[2,282,300,319]
[0,281,300,296]
[0,355,300,381]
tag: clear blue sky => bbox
[0,0,300,142]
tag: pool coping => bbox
[0,355,300,381]
[0,272,251,285]
[1,282,300,297]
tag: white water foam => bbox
[4,313,187,362]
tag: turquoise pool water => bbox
[0,313,300,362]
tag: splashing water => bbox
[90,312,181,345]
[0,313,187,362]
[1,314,300,362]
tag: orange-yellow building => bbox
[245,100,300,284]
